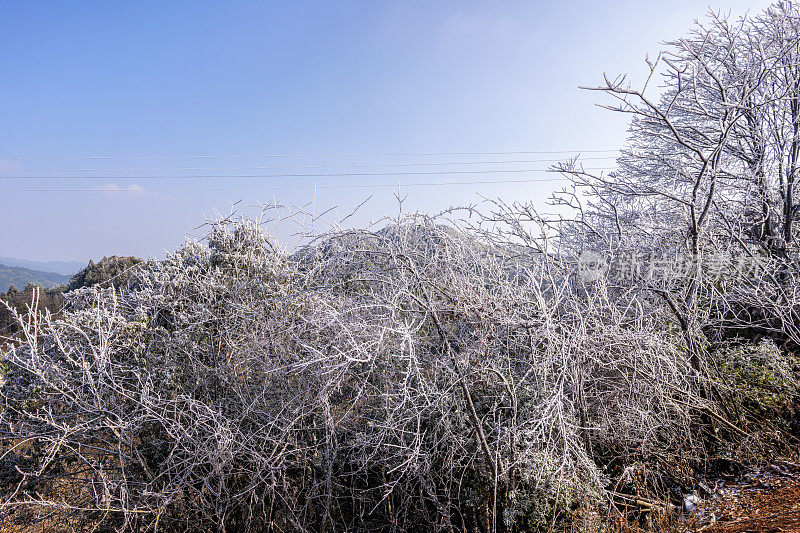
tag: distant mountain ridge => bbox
[0,256,84,276]
[0,263,70,291]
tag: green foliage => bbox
[1,255,143,339]
[67,255,143,290]
[0,284,64,338]
[717,338,799,418]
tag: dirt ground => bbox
[688,462,800,532]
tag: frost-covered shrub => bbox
[717,338,798,418]
[0,213,715,532]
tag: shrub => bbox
[716,339,798,420]
[0,214,732,531]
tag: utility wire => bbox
[0,167,614,180]
[0,149,620,160]
[3,156,618,172]
[0,176,573,192]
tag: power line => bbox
[0,149,620,160]
[2,156,618,172]
[0,167,615,180]
[0,176,572,192]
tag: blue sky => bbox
[0,1,770,262]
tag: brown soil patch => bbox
[690,463,800,532]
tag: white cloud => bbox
[96,183,146,196]
[0,159,23,171]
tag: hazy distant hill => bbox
[0,256,84,276]
[0,263,70,291]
